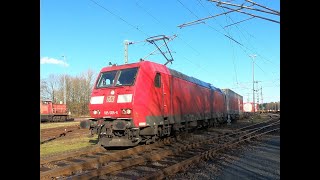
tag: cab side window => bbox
[154,73,161,88]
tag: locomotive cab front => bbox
[90,67,138,118]
[88,61,172,147]
[89,65,141,146]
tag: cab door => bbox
[161,74,170,118]
[154,72,170,118]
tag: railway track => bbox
[40,145,106,165]
[40,115,280,180]
[40,125,81,144]
[138,121,279,180]
[40,137,178,179]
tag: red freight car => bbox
[212,89,227,123]
[87,60,243,147]
[222,88,243,120]
[40,99,73,122]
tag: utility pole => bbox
[62,55,66,105]
[256,88,259,108]
[260,86,263,110]
[124,40,132,64]
[255,81,261,112]
[250,54,257,113]
[124,39,146,64]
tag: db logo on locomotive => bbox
[106,96,115,102]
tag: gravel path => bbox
[168,135,280,180]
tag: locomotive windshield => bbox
[96,67,139,88]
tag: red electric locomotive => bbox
[87,60,243,147]
[40,99,73,122]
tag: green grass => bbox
[40,121,80,129]
[248,114,267,123]
[40,135,98,157]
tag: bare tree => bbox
[82,69,96,111]
[40,74,60,102]
[64,69,97,116]
[40,79,49,100]
[40,69,97,116]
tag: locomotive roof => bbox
[99,60,222,92]
[41,99,52,102]
[168,68,220,91]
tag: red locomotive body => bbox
[40,99,73,122]
[88,60,243,147]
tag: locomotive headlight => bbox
[110,90,115,95]
[93,110,100,115]
[121,109,132,115]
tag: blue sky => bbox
[40,0,280,103]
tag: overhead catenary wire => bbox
[219,6,272,84]
[234,79,280,84]
[177,7,247,28]
[216,4,280,81]
[90,0,245,80]
[180,0,281,28]
[181,0,274,62]
[134,0,220,77]
[196,0,253,85]
[90,0,178,65]
[89,0,150,37]
[89,0,278,100]
[177,0,250,85]
[134,0,201,55]
[214,2,280,69]
[176,0,200,19]
[194,0,279,56]
[218,3,259,53]
[177,0,246,48]
[220,7,280,71]
[90,0,205,71]
[176,0,238,79]
[245,0,280,15]
[224,17,255,28]
[94,0,210,77]
[91,0,202,63]
[209,0,280,16]
[219,5,279,24]
[192,0,256,85]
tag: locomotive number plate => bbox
[106,96,115,102]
